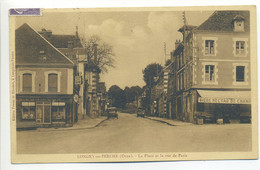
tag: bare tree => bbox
[82,35,115,73]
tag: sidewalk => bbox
[146,116,192,126]
[36,116,108,132]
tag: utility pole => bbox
[164,42,166,64]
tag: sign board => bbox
[75,76,82,85]
[198,97,250,104]
[73,94,79,103]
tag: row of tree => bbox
[107,85,143,108]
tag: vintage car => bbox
[106,107,118,119]
[136,108,145,118]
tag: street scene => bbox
[17,112,251,154]
[13,9,253,156]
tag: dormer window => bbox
[233,15,245,32]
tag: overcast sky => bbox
[15,9,213,89]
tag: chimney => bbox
[39,28,52,39]
[93,44,98,64]
[175,39,180,50]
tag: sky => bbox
[15,9,214,89]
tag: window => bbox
[21,102,36,120]
[205,65,215,82]
[205,40,215,55]
[236,66,245,82]
[51,102,65,121]
[234,21,244,32]
[48,73,58,92]
[233,63,248,85]
[23,73,32,92]
[236,41,245,55]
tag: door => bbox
[36,101,51,124]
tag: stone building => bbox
[16,23,77,128]
[170,11,251,123]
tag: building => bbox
[171,11,251,123]
[150,64,171,118]
[97,82,107,116]
[16,23,78,128]
[39,27,104,119]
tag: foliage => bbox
[82,35,115,73]
[108,85,126,108]
[142,63,163,87]
[124,86,143,103]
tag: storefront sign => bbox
[75,76,82,85]
[198,97,250,104]
[74,94,79,103]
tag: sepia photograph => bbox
[9,6,258,163]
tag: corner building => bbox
[172,11,251,123]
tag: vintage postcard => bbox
[9,6,258,163]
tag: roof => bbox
[58,48,87,63]
[195,11,250,32]
[178,25,197,33]
[46,35,83,48]
[16,23,74,65]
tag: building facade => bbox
[16,24,78,128]
[171,11,251,123]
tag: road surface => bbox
[17,112,252,154]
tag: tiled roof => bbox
[195,10,250,32]
[178,25,197,33]
[47,35,83,48]
[16,23,74,65]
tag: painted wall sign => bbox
[198,97,250,104]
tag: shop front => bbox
[16,94,76,129]
[195,90,251,123]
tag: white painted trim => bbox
[18,70,36,92]
[232,38,249,57]
[44,71,62,92]
[202,37,218,57]
[232,63,249,86]
[202,62,218,85]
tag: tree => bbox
[108,85,126,108]
[143,63,163,87]
[142,63,163,115]
[82,35,115,73]
[124,86,143,103]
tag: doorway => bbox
[36,101,51,124]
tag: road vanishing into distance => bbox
[17,112,251,154]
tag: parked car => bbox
[137,108,145,118]
[107,107,118,119]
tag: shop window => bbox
[21,102,36,120]
[236,66,245,82]
[52,102,66,121]
[205,65,215,82]
[23,73,32,92]
[236,41,245,55]
[205,40,215,55]
[48,73,58,92]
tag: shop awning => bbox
[197,90,251,104]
